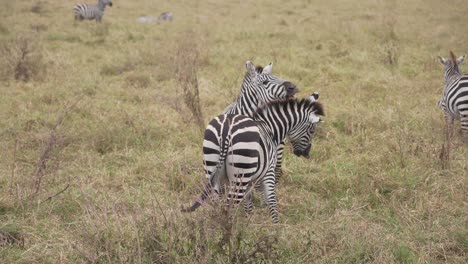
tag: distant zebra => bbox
[74,0,113,22]
[183,94,325,223]
[437,51,468,139]
[158,11,173,22]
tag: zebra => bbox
[437,51,468,139]
[183,94,325,223]
[222,62,299,182]
[74,0,113,22]
[206,61,298,195]
[158,11,173,22]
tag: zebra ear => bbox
[457,55,465,65]
[307,92,319,102]
[309,113,321,124]
[246,61,256,76]
[262,63,273,74]
[437,56,446,64]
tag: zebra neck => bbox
[256,116,289,147]
[445,74,461,87]
[234,90,260,116]
[445,68,461,84]
[98,1,106,11]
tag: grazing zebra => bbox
[437,51,468,139]
[74,0,113,22]
[274,91,319,183]
[183,94,325,223]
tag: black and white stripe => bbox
[184,95,325,223]
[74,0,113,22]
[222,62,299,182]
[222,61,298,117]
[437,51,468,138]
[274,91,319,183]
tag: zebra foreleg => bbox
[274,143,285,184]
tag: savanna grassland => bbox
[0,0,467,263]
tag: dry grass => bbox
[0,0,467,263]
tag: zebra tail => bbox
[182,117,232,212]
[182,143,229,213]
[181,182,212,212]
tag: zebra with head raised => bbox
[204,61,297,190]
[437,51,468,139]
[74,0,113,22]
[184,94,325,223]
[223,62,298,116]
[222,62,299,182]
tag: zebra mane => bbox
[450,50,458,66]
[255,65,264,74]
[254,98,325,117]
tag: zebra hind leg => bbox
[244,191,254,215]
[460,115,468,143]
[262,174,280,224]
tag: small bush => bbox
[30,2,46,15]
[0,229,24,248]
[0,33,47,82]
[125,73,151,88]
[101,61,135,76]
[30,23,48,33]
[0,23,8,35]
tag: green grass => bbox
[0,0,467,263]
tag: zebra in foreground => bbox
[74,0,113,22]
[437,51,468,139]
[183,94,325,223]
[205,61,298,195]
[222,62,299,182]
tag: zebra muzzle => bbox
[293,144,311,159]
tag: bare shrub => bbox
[0,33,47,82]
[171,31,208,130]
[143,192,278,263]
[439,127,452,169]
[101,61,135,76]
[25,99,80,200]
[0,229,24,248]
[125,73,151,88]
[30,1,46,15]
